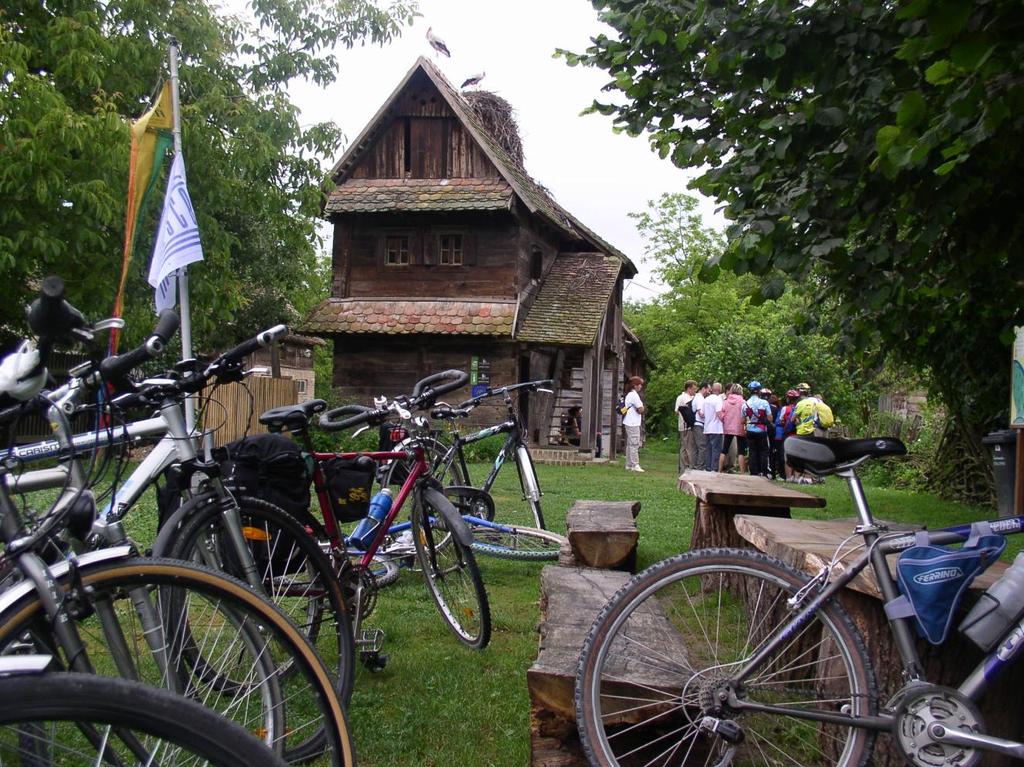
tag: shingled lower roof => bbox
[302,299,516,336]
[516,254,622,346]
[324,178,513,214]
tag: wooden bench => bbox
[560,500,640,571]
[678,469,825,550]
[735,514,1024,767]
[527,565,687,766]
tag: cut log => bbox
[564,500,639,570]
[529,566,689,765]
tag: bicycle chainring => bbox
[892,684,983,767]
[340,565,379,620]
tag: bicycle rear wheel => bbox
[411,486,490,649]
[576,548,877,767]
[469,522,564,561]
[0,671,288,766]
[0,557,355,766]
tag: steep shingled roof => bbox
[516,254,621,346]
[303,299,516,336]
[324,178,513,214]
[326,57,636,278]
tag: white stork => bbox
[461,72,485,89]
[426,27,451,58]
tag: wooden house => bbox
[302,57,640,457]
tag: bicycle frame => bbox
[309,446,428,570]
[729,464,1024,743]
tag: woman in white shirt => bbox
[622,376,647,472]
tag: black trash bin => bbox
[982,430,1017,517]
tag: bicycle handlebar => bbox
[318,404,389,432]
[99,310,180,383]
[219,324,288,366]
[410,370,469,404]
[26,276,88,347]
[459,378,553,406]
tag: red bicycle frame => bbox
[309,445,426,570]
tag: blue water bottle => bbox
[349,488,393,550]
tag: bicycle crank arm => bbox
[928,723,1024,758]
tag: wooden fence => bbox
[201,376,298,446]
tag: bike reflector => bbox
[886,523,1004,645]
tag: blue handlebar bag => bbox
[885,523,1005,645]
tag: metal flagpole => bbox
[168,38,196,434]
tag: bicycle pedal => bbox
[356,627,384,653]
[359,650,388,672]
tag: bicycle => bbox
[5,288,354,706]
[0,655,289,766]
[0,278,355,765]
[575,434,1024,767]
[163,370,492,670]
[401,378,555,531]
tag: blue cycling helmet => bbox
[748,380,762,391]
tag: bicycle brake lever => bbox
[352,425,370,438]
[92,318,126,332]
[392,401,411,421]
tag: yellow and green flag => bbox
[111,82,174,348]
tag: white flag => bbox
[148,152,203,312]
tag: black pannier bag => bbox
[322,456,376,523]
[219,433,313,524]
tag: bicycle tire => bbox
[469,524,564,561]
[383,436,464,488]
[0,671,289,766]
[162,493,355,706]
[0,557,355,767]
[411,486,491,649]
[576,547,877,767]
[514,444,546,529]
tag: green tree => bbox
[563,0,1023,485]
[0,0,415,349]
[627,193,872,435]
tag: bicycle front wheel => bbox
[0,671,288,766]
[411,486,490,649]
[470,523,564,561]
[0,557,355,767]
[576,548,877,767]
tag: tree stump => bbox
[564,500,639,571]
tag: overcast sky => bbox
[282,0,725,301]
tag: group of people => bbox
[675,380,835,481]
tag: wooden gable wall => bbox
[349,72,500,181]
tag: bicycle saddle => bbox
[786,436,906,472]
[259,399,327,432]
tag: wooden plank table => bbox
[734,514,1022,767]
[678,470,826,550]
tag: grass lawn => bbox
[344,438,1006,766]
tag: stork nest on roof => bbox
[464,90,524,167]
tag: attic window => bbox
[439,234,463,265]
[530,247,543,280]
[385,235,410,265]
